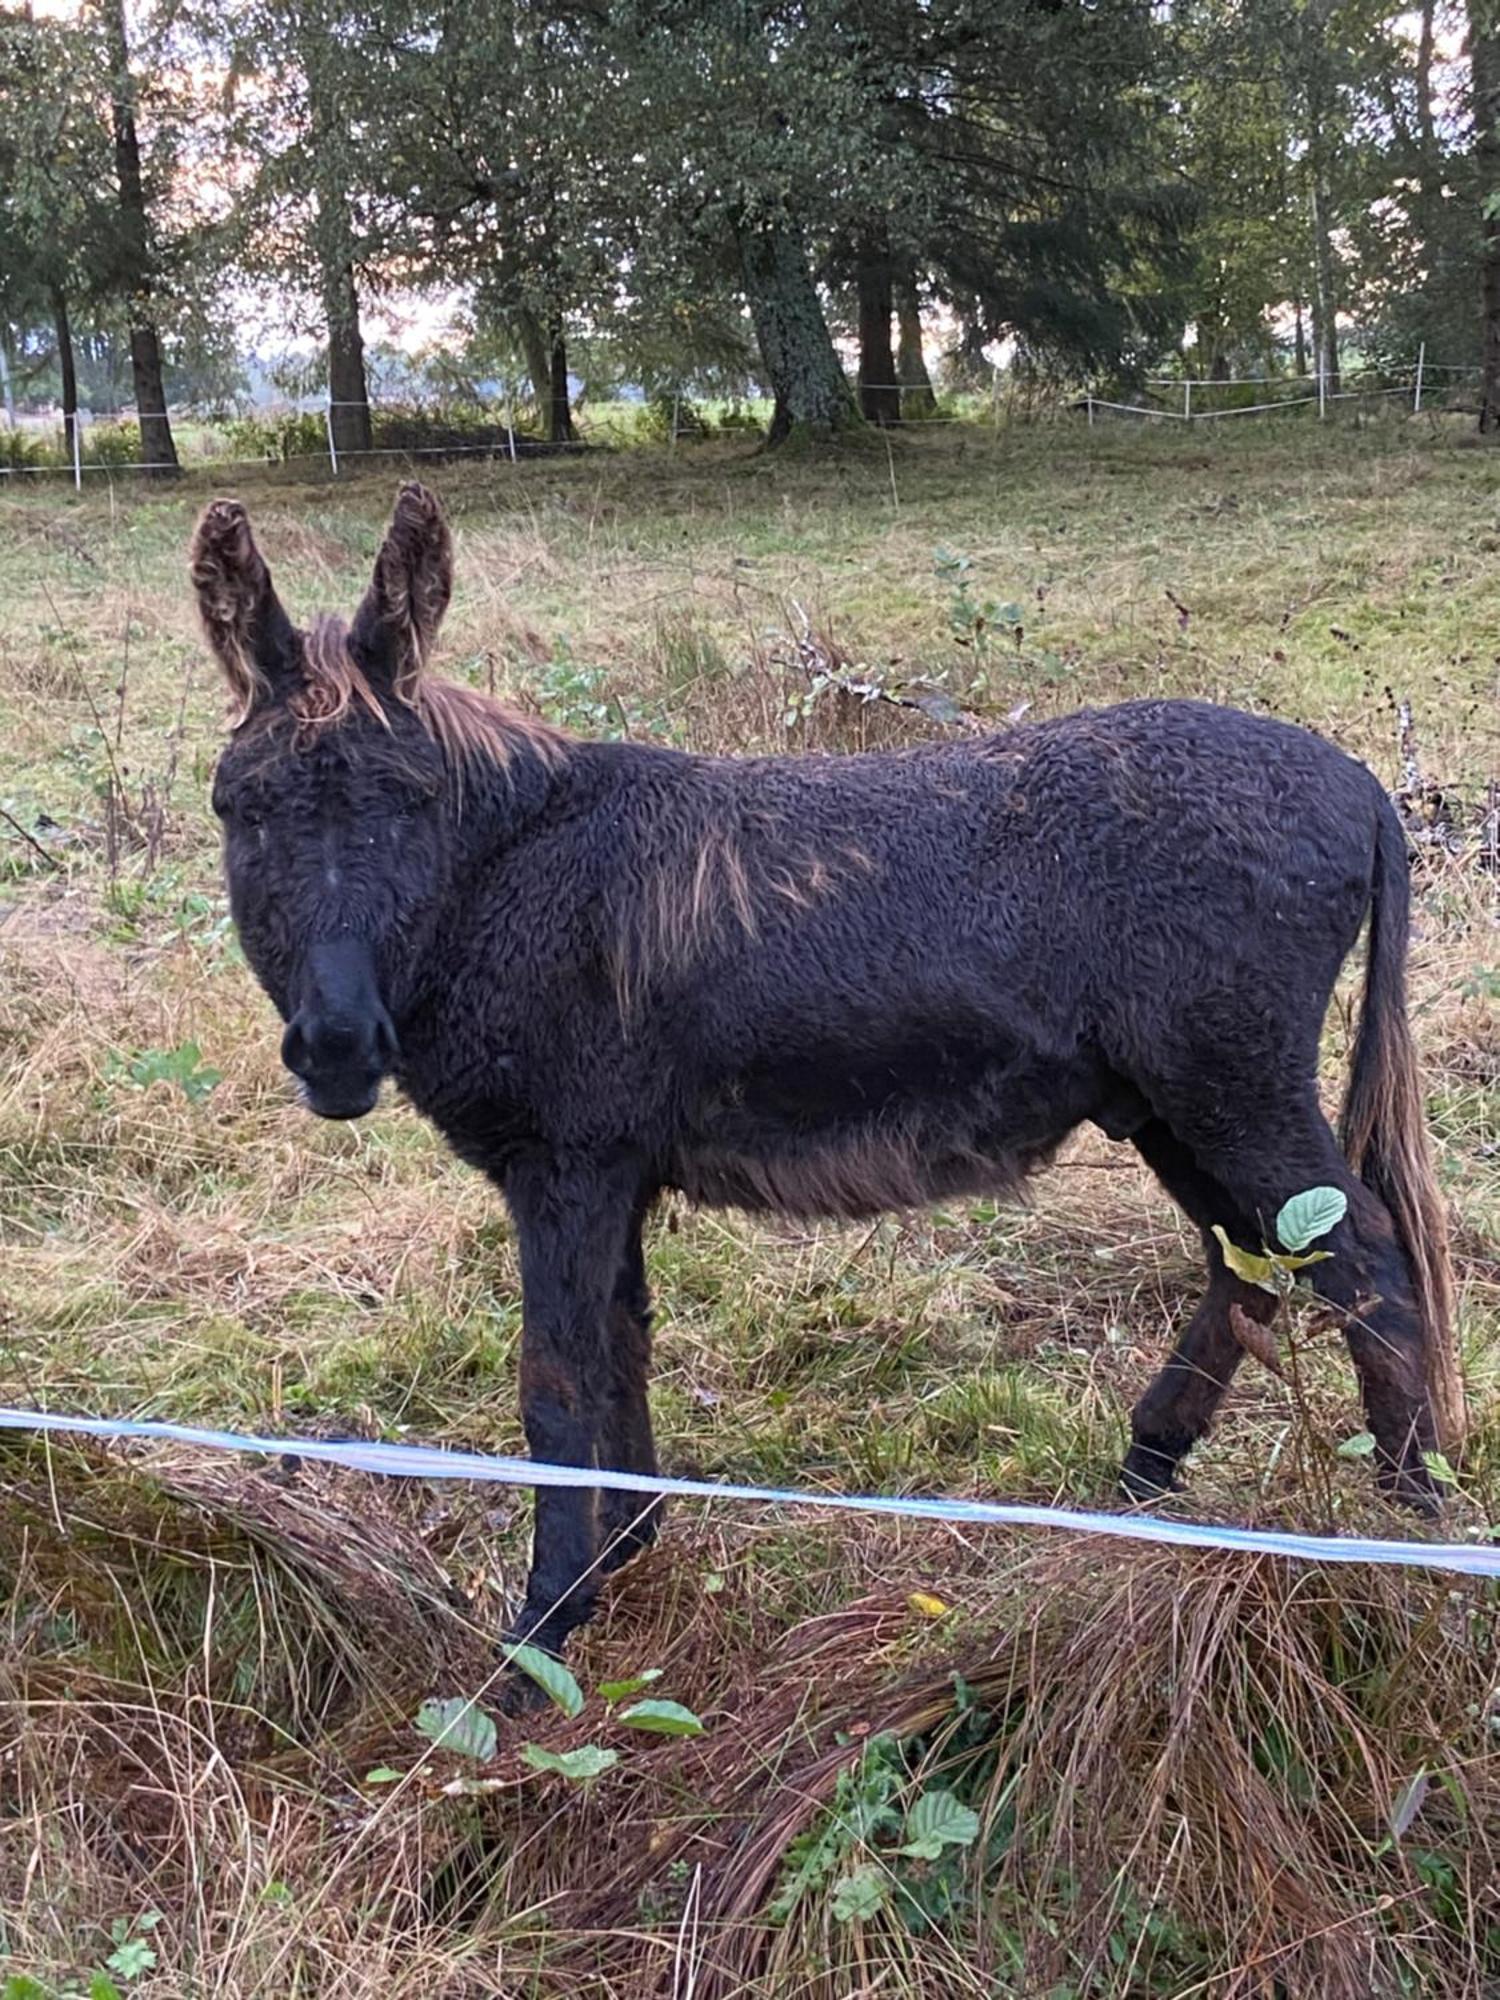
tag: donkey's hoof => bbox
[1119,1443,1182,1505]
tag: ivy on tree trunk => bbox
[737,216,858,444]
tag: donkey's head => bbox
[192,483,457,1119]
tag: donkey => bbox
[191,482,1462,1671]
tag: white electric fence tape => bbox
[1,1408,1496,1578]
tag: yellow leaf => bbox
[908,1592,951,1619]
[1211,1225,1278,1292]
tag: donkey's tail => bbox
[1339,799,1464,1447]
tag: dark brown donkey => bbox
[191,482,1463,1670]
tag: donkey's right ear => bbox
[189,498,299,721]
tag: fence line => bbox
[1082,363,1460,429]
[2,1405,1497,1578]
[3,359,1487,481]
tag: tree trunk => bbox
[101,0,177,473]
[546,326,576,443]
[323,253,373,459]
[1308,173,1341,395]
[1474,0,1500,432]
[1293,297,1308,376]
[51,286,78,463]
[1417,0,1438,160]
[515,306,553,418]
[949,305,992,389]
[0,328,15,429]
[306,57,372,461]
[855,229,900,425]
[1312,116,1344,398]
[895,272,936,418]
[737,216,857,443]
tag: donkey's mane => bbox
[269,615,569,776]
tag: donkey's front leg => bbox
[504,1157,640,1666]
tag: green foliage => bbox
[1213,1185,1346,1296]
[507,1643,585,1719]
[414,1695,499,1763]
[596,1669,664,1701]
[897,1790,981,1861]
[520,1743,620,1780]
[103,1042,221,1105]
[618,1698,705,1737]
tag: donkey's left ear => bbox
[349,482,453,700]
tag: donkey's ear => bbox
[349,482,453,700]
[190,498,299,720]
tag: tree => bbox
[0,12,117,457]
[1474,0,1500,428]
[211,0,383,458]
[99,0,178,471]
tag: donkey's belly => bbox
[667,1048,1094,1221]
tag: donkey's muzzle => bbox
[282,939,400,1120]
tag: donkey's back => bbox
[555,698,1390,1223]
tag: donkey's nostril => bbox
[281,1016,311,1076]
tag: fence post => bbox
[1317,370,1327,421]
[505,380,517,463]
[1184,378,1192,422]
[1413,342,1425,415]
[670,391,680,455]
[324,402,339,477]
[72,409,83,492]
[1086,394,1095,428]
[991,365,1001,428]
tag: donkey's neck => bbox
[442,720,567,872]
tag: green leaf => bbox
[506,1643,585,1719]
[597,1669,663,1702]
[898,1788,982,1860]
[5,1978,54,2000]
[521,1742,621,1781]
[832,1864,888,1923]
[1422,1450,1457,1487]
[1337,1431,1377,1459]
[414,1696,499,1764]
[619,1698,705,1737]
[1275,1187,1348,1253]
[89,1979,125,2000]
[364,1766,403,1785]
[1211,1226,1278,1292]
[1389,1770,1429,1840]
[103,1937,156,1982]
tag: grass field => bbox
[1,413,1498,1998]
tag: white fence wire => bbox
[1,353,1488,486]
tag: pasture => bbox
[1,416,1498,1997]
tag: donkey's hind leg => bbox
[1145,1095,1442,1511]
[597,1205,664,1574]
[1121,1120,1279,1502]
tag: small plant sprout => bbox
[1212,1185,1349,1298]
[381,1658,706,1795]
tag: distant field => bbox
[1,414,1497,1998]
